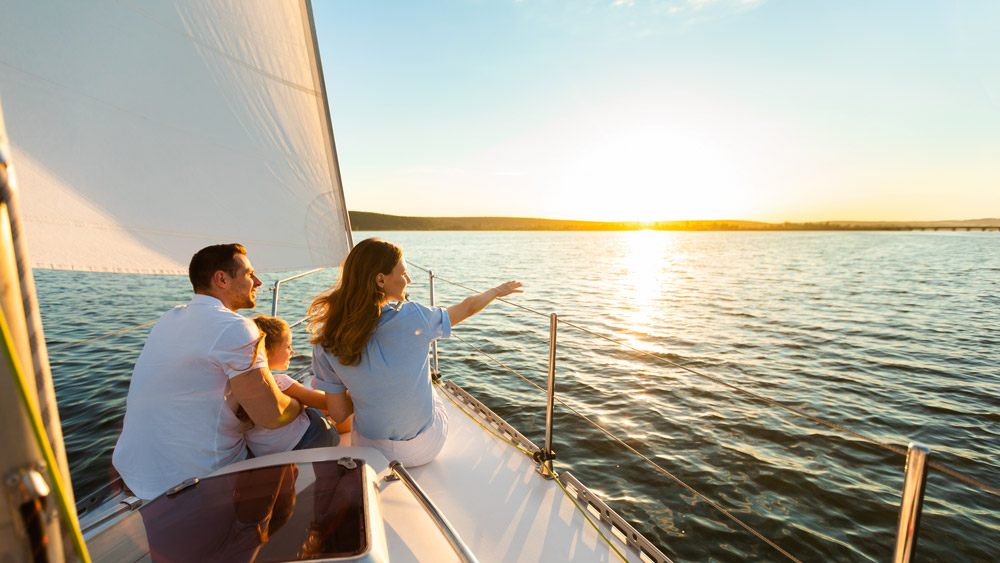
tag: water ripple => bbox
[35,231,1000,562]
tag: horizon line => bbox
[348,210,1000,225]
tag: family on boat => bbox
[112,238,522,499]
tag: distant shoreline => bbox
[349,211,1000,232]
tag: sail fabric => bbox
[0,0,351,274]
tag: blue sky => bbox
[313,0,999,222]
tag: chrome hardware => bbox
[537,312,558,479]
[165,477,199,497]
[337,457,357,470]
[388,460,479,563]
[79,496,143,535]
[429,270,440,380]
[4,465,54,542]
[560,471,673,563]
[5,465,51,506]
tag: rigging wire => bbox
[451,333,802,563]
[43,263,1000,498]
[411,262,1000,499]
[46,320,158,353]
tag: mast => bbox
[0,98,87,562]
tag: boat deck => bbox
[217,383,653,562]
[82,381,662,562]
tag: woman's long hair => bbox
[309,238,402,366]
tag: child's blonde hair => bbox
[252,315,291,357]
[237,315,292,433]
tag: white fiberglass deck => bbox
[378,386,647,562]
[210,383,651,562]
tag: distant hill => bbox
[349,211,1000,231]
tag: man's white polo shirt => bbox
[112,295,267,499]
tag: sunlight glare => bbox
[558,122,753,222]
[620,230,677,334]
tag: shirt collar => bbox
[383,300,406,312]
[191,294,227,308]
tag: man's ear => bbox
[213,270,228,289]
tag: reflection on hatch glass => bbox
[140,460,368,561]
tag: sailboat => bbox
[0,0,672,560]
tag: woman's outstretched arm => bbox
[446,280,523,327]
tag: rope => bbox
[541,462,629,563]
[1,305,92,562]
[415,262,1000,498]
[47,320,157,353]
[435,380,627,562]
[434,380,532,457]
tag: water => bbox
[36,231,999,562]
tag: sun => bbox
[555,124,755,222]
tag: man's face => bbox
[225,254,262,311]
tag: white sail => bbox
[0,0,351,274]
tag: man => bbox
[112,243,337,499]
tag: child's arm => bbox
[326,391,353,425]
[282,381,329,411]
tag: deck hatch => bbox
[86,458,383,561]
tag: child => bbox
[243,315,345,457]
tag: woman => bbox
[308,238,522,466]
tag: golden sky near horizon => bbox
[317,1,1000,223]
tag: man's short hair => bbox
[189,243,247,292]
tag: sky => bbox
[312,0,1000,223]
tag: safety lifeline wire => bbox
[412,262,1000,499]
[451,333,802,563]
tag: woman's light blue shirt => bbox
[312,301,451,441]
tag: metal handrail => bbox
[269,267,326,317]
[387,461,479,563]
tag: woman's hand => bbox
[493,280,523,298]
[449,280,524,326]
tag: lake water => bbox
[36,230,999,562]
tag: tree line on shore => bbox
[349,211,1000,232]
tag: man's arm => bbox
[446,280,523,327]
[230,367,302,429]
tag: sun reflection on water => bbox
[618,230,681,343]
